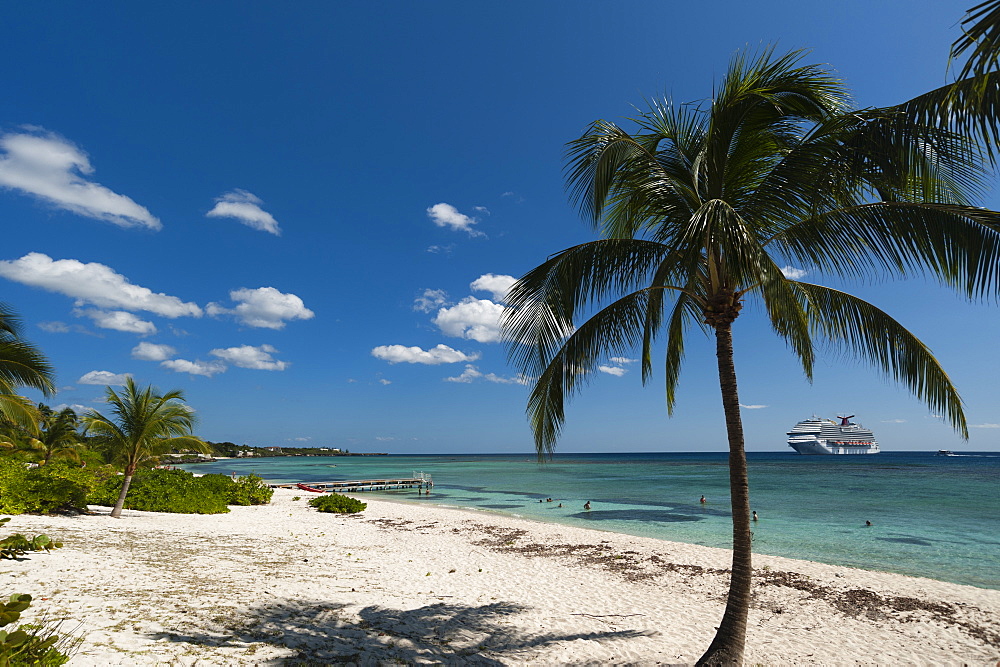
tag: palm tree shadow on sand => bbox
[148,598,654,664]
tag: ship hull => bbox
[788,440,880,455]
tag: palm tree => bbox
[23,405,83,466]
[0,303,54,429]
[502,48,1000,665]
[83,377,209,518]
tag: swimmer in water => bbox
[584,501,591,510]
[752,511,758,521]
[700,495,706,504]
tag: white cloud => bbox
[206,189,281,235]
[51,403,91,414]
[207,287,314,329]
[971,423,1000,429]
[598,365,628,377]
[433,297,506,343]
[610,357,637,364]
[210,344,289,371]
[131,342,177,361]
[470,273,516,303]
[78,370,130,385]
[378,379,392,385]
[75,308,156,335]
[0,253,202,317]
[375,435,395,441]
[413,288,448,313]
[0,130,160,230]
[38,321,70,333]
[161,358,226,377]
[444,364,527,385]
[371,343,479,365]
[781,266,808,280]
[881,418,907,424]
[426,244,455,254]
[426,202,484,237]
[473,205,490,214]
[740,404,769,409]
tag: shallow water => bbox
[185,451,1000,589]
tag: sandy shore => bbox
[4,489,998,665]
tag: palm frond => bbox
[503,239,679,377]
[952,1,1000,83]
[793,282,967,437]
[777,202,1000,299]
[526,289,667,458]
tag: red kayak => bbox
[295,483,325,493]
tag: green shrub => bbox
[0,518,62,560]
[88,468,230,514]
[308,493,366,514]
[197,473,235,498]
[0,594,77,665]
[0,460,100,515]
[228,474,273,506]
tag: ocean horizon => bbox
[183,450,1000,590]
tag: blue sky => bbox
[1,1,997,453]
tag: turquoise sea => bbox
[184,452,1000,590]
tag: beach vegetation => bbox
[88,468,230,514]
[0,459,101,515]
[229,473,274,505]
[83,378,211,518]
[308,493,366,513]
[194,473,274,505]
[0,594,77,666]
[0,518,62,560]
[503,37,1000,664]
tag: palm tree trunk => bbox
[697,322,753,666]
[110,471,134,519]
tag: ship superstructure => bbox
[786,415,880,455]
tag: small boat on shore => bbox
[295,482,326,493]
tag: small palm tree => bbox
[0,304,54,429]
[503,48,1000,664]
[83,378,209,518]
[23,405,83,466]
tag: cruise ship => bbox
[786,415,880,455]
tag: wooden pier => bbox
[270,471,433,493]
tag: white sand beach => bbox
[5,489,999,665]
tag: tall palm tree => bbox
[502,49,1000,665]
[83,377,209,518]
[0,303,54,429]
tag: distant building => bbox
[263,446,282,453]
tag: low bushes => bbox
[0,459,103,515]
[88,468,230,514]
[0,458,275,516]
[308,493,366,514]
[87,469,274,514]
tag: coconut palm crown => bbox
[0,303,55,429]
[84,377,209,518]
[502,48,1000,665]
